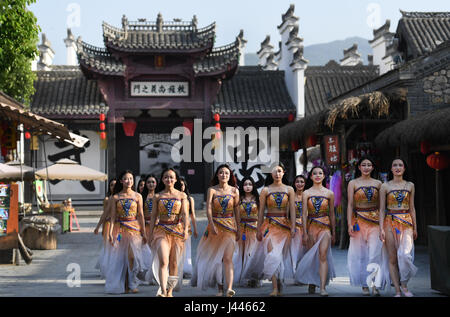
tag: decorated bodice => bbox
[238,200,258,220]
[158,197,182,220]
[294,200,303,219]
[116,197,138,219]
[143,196,153,219]
[212,194,235,216]
[266,191,289,211]
[354,186,379,210]
[387,189,411,211]
[307,196,330,218]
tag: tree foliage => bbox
[0,0,40,106]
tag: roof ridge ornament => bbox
[192,15,198,29]
[157,13,163,32]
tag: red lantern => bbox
[122,120,137,137]
[214,113,220,122]
[291,140,299,151]
[288,113,295,122]
[99,113,106,121]
[99,122,106,131]
[100,132,106,140]
[182,120,194,136]
[306,135,317,147]
[215,123,221,130]
[426,152,450,171]
[420,141,431,155]
[24,131,31,139]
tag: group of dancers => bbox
[93,156,418,297]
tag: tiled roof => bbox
[397,11,450,59]
[212,66,295,117]
[31,66,107,117]
[305,61,379,115]
[102,14,215,53]
[193,39,241,78]
[77,40,125,76]
[78,32,243,79]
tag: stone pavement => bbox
[0,208,446,298]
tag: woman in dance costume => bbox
[137,177,146,196]
[347,157,383,296]
[179,176,198,278]
[141,174,158,242]
[94,178,117,277]
[94,178,117,238]
[105,170,149,294]
[191,164,241,297]
[140,174,158,284]
[379,158,418,297]
[256,162,296,297]
[290,175,307,283]
[148,168,189,297]
[295,166,336,296]
[234,176,263,287]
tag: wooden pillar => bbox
[302,144,308,172]
[339,124,348,249]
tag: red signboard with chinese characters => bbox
[324,135,340,166]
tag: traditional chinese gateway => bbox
[30,13,298,204]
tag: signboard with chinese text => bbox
[324,135,340,166]
[130,81,189,97]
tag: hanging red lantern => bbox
[420,141,431,155]
[99,122,106,131]
[426,152,450,171]
[306,135,317,147]
[288,113,295,122]
[122,120,137,137]
[100,132,107,140]
[182,120,194,136]
[215,123,221,130]
[24,131,31,139]
[99,113,106,122]
[214,113,220,122]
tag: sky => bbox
[29,0,450,65]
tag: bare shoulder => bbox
[287,185,295,194]
[180,191,188,200]
[408,181,415,191]
[260,187,269,195]
[374,179,382,187]
[326,188,335,198]
[380,182,389,192]
[135,192,143,201]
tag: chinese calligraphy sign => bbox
[131,81,189,97]
[324,135,340,166]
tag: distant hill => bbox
[245,36,372,66]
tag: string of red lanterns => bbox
[99,113,106,140]
[214,113,221,139]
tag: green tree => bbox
[0,0,40,106]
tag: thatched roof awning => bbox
[279,109,329,145]
[375,106,450,149]
[280,89,407,147]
